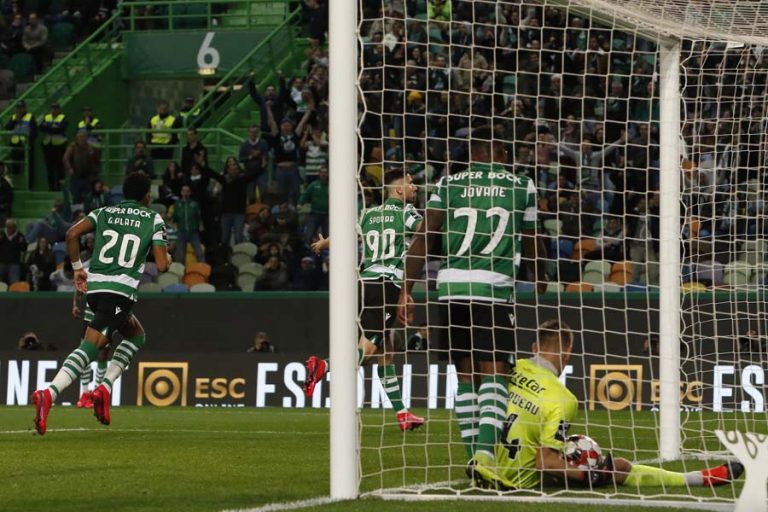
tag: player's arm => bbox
[537,446,590,482]
[311,234,329,255]
[397,208,442,324]
[152,213,171,272]
[72,289,83,319]
[66,217,94,293]
[521,179,547,292]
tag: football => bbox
[563,434,603,470]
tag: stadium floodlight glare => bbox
[327,0,768,507]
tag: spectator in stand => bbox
[427,0,451,22]
[49,256,74,292]
[172,184,204,263]
[584,215,626,263]
[301,123,328,184]
[87,179,109,212]
[79,233,95,262]
[147,100,181,160]
[212,157,259,245]
[303,0,328,43]
[187,160,217,245]
[40,101,68,191]
[253,254,290,291]
[181,127,207,174]
[292,255,322,291]
[63,130,99,206]
[0,218,26,284]
[239,125,269,202]
[6,101,37,185]
[179,96,200,127]
[22,12,49,72]
[5,13,25,55]
[77,106,102,150]
[267,103,312,205]
[0,163,12,224]
[159,161,186,206]
[125,140,155,177]
[26,236,55,291]
[248,71,284,133]
[299,166,328,242]
[25,199,70,243]
[271,202,299,236]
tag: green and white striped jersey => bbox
[427,162,537,302]
[86,200,167,301]
[359,197,421,285]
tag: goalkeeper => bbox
[476,319,744,490]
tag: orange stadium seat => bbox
[565,282,594,293]
[572,238,596,260]
[182,272,207,287]
[187,262,211,279]
[9,281,30,292]
[612,261,633,274]
[609,270,631,286]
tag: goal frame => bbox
[328,0,686,500]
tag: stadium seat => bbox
[681,281,708,293]
[182,272,207,287]
[612,261,633,275]
[594,282,622,293]
[583,270,605,285]
[565,282,593,293]
[572,239,596,260]
[9,281,30,292]
[624,283,646,293]
[0,281,7,292]
[515,281,535,293]
[138,282,163,293]
[157,272,180,288]
[239,262,264,280]
[163,283,189,293]
[50,21,75,50]
[585,260,612,276]
[608,270,631,286]
[232,242,258,258]
[143,262,158,281]
[230,252,253,269]
[695,261,724,286]
[187,262,211,279]
[558,239,574,259]
[167,262,185,278]
[8,53,34,82]
[190,283,216,293]
[545,282,563,293]
[237,274,257,291]
[543,219,562,236]
[411,281,427,294]
[723,271,750,287]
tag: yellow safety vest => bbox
[78,118,102,148]
[42,113,67,146]
[10,113,32,144]
[150,114,176,144]
[180,108,201,121]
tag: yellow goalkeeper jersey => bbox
[494,357,579,490]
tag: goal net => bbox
[348,0,768,506]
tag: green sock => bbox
[49,340,100,401]
[378,364,406,413]
[623,464,688,487]
[79,360,93,393]
[323,348,365,371]
[95,360,107,385]
[455,381,479,460]
[103,335,146,393]
[476,375,508,457]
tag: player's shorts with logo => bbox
[358,277,400,345]
[433,300,516,363]
[87,292,135,339]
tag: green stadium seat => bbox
[8,53,35,83]
[583,270,605,285]
[0,281,7,292]
[138,282,163,293]
[584,260,612,276]
[230,252,253,269]
[50,22,76,50]
[190,283,216,293]
[237,274,257,291]
[168,262,186,278]
[157,272,180,288]
[238,262,264,280]
[232,242,258,258]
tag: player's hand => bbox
[72,304,82,319]
[397,291,414,326]
[587,452,615,488]
[74,269,88,293]
[310,234,329,255]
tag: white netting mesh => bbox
[352,0,767,505]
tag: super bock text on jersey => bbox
[86,201,167,301]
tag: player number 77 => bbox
[453,207,510,256]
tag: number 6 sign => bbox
[197,32,220,70]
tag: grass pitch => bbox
[0,406,745,512]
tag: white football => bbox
[563,434,603,470]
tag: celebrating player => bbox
[477,319,744,490]
[304,169,425,431]
[398,125,546,471]
[33,172,171,435]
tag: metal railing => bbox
[186,8,301,128]
[121,0,291,31]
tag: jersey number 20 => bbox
[98,229,141,268]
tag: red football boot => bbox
[702,461,744,486]
[397,411,425,431]
[91,384,111,426]
[303,356,328,398]
[76,392,94,409]
[32,389,52,436]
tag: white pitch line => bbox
[0,428,324,436]
[220,496,339,512]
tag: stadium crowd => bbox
[2,0,767,292]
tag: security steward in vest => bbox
[78,106,102,150]
[40,101,68,191]
[179,96,201,128]
[148,101,181,160]
[5,100,37,187]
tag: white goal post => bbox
[328,0,768,505]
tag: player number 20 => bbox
[98,229,141,268]
[365,228,396,262]
[453,207,510,256]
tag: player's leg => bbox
[32,296,112,435]
[614,456,744,488]
[473,303,514,461]
[76,322,94,408]
[95,349,108,385]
